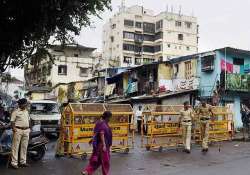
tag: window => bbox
[155,32,163,40]
[187,46,190,51]
[201,55,215,72]
[154,45,162,52]
[135,22,142,28]
[74,53,79,57]
[80,67,88,77]
[134,34,143,42]
[185,61,192,79]
[124,19,134,27]
[143,46,154,53]
[175,21,182,27]
[134,45,142,53]
[110,36,114,42]
[167,44,171,48]
[185,22,192,28]
[123,44,134,51]
[179,46,182,50]
[143,34,154,42]
[156,20,163,30]
[58,65,67,75]
[178,34,184,41]
[135,57,143,65]
[143,22,155,33]
[123,31,134,39]
[30,103,59,114]
[143,58,155,64]
[123,56,132,64]
[233,58,244,65]
[174,64,179,76]
[111,24,116,29]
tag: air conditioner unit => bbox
[202,65,214,72]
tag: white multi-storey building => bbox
[24,44,96,88]
[102,5,198,67]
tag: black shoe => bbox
[202,148,208,152]
[19,163,30,168]
[183,149,191,154]
[10,164,19,169]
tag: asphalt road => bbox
[1,136,250,175]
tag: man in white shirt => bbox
[136,106,143,134]
[10,98,30,169]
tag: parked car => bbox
[29,100,61,135]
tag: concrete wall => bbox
[31,93,45,100]
[50,56,93,86]
[198,52,220,97]
[161,94,190,105]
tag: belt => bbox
[16,126,30,130]
[200,118,210,121]
[183,120,191,122]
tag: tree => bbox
[0,0,111,72]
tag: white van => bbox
[29,100,61,134]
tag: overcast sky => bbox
[10,0,250,80]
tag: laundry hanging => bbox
[221,59,233,73]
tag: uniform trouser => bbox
[200,121,209,149]
[182,122,192,150]
[243,123,250,139]
[11,128,30,166]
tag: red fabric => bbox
[83,145,110,175]
[221,59,233,73]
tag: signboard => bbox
[226,73,250,92]
[148,122,180,135]
[73,124,128,141]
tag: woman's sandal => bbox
[81,171,88,175]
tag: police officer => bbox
[10,98,30,169]
[197,100,213,152]
[241,105,250,141]
[179,101,194,154]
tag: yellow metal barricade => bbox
[195,106,234,144]
[104,104,134,153]
[141,105,183,151]
[58,103,105,159]
[209,106,234,142]
[57,103,134,159]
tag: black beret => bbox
[17,98,28,105]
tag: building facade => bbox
[102,5,198,67]
[83,47,250,128]
[25,44,96,88]
[0,73,25,99]
[197,48,250,127]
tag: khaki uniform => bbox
[180,109,193,150]
[198,105,212,149]
[10,108,30,166]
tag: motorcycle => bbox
[27,131,49,161]
[0,122,49,162]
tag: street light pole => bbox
[104,67,107,103]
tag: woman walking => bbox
[81,111,112,175]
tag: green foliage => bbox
[0,0,111,72]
